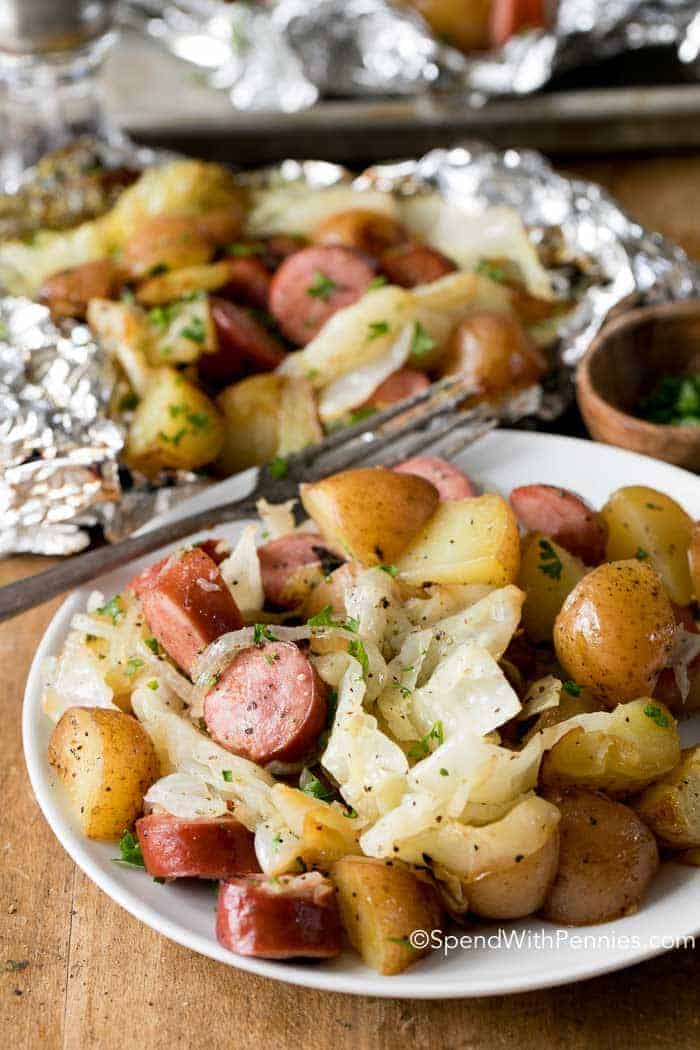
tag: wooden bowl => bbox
[577,300,700,472]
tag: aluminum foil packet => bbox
[125,0,700,111]
[1,139,699,556]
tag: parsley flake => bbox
[368,275,388,290]
[268,455,288,479]
[643,703,670,729]
[475,260,506,283]
[300,770,335,802]
[348,638,370,678]
[538,538,563,580]
[253,623,277,645]
[124,657,144,678]
[635,547,649,560]
[408,720,444,760]
[97,594,124,625]
[562,680,582,697]
[410,321,436,358]
[222,770,233,783]
[367,321,390,341]
[180,316,206,344]
[114,830,145,868]
[380,564,399,577]
[307,271,338,301]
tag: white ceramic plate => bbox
[23,431,700,998]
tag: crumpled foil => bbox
[125,0,700,111]
[2,139,700,556]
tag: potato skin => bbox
[553,559,677,706]
[216,374,285,474]
[438,310,546,398]
[121,215,214,279]
[540,789,660,925]
[48,707,159,840]
[633,746,700,849]
[331,856,443,975]
[467,827,560,920]
[600,486,694,606]
[518,532,586,644]
[313,208,406,256]
[540,699,680,797]
[300,467,440,566]
[689,522,700,601]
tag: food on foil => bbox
[42,457,700,972]
[0,156,567,481]
[404,0,547,52]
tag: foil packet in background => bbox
[1,139,699,557]
[125,0,700,112]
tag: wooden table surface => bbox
[3,153,700,1050]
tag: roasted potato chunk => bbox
[541,789,659,925]
[600,486,694,606]
[438,310,546,398]
[553,560,677,705]
[540,699,680,796]
[633,746,700,849]
[48,707,159,840]
[120,215,214,280]
[331,856,443,975]
[136,259,241,306]
[301,467,440,566]
[269,785,361,873]
[125,367,224,477]
[518,532,587,643]
[467,825,560,920]
[396,494,520,587]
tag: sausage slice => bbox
[258,533,344,609]
[364,368,430,410]
[380,244,456,288]
[40,259,119,319]
[509,484,606,564]
[394,456,476,500]
[135,547,244,676]
[203,642,327,765]
[219,257,271,310]
[136,813,259,879]
[216,873,341,959]
[200,298,286,386]
[269,245,376,345]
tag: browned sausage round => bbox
[269,246,376,346]
[509,484,606,565]
[364,368,430,410]
[203,641,327,765]
[136,813,259,879]
[200,298,286,386]
[313,209,407,257]
[216,873,341,958]
[136,547,244,676]
[219,257,271,310]
[40,259,119,319]
[258,533,344,609]
[394,455,476,500]
[259,235,308,270]
[380,244,456,288]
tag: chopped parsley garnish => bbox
[222,770,233,783]
[118,392,139,412]
[330,406,377,430]
[124,657,144,678]
[300,771,336,802]
[368,275,388,290]
[0,322,9,341]
[385,936,416,950]
[145,637,163,655]
[635,547,649,560]
[538,538,563,580]
[307,271,338,302]
[148,263,169,277]
[439,768,449,777]
[367,321,390,341]
[343,806,358,818]
[562,680,582,697]
[253,623,277,645]
[180,316,206,344]
[408,720,444,760]
[227,242,265,257]
[348,639,370,678]
[148,304,174,328]
[271,833,284,851]
[379,564,399,577]
[307,605,358,632]
[475,260,506,283]
[158,427,187,446]
[146,680,159,690]
[637,373,700,427]
[268,455,288,479]
[114,830,145,868]
[410,321,436,359]
[97,594,124,625]
[643,703,670,729]
[153,876,166,885]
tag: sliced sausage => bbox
[258,533,344,610]
[394,456,476,500]
[216,872,341,959]
[136,546,244,676]
[364,368,430,410]
[490,0,547,48]
[260,235,308,270]
[203,641,327,765]
[313,209,407,257]
[200,298,286,386]
[509,484,606,565]
[380,244,456,288]
[219,256,271,310]
[136,813,259,879]
[269,245,376,346]
[39,259,119,319]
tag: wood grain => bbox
[3,154,700,1049]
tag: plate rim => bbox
[21,430,700,999]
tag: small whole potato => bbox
[407,0,493,52]
[313,209,407,257]
[467,826,560,920]
[540,788,660,925]
[121,215,215,280]
[518,532,586,644]
[438,310,546,399]
[553,559,677,705]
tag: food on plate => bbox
[689,522,700,599]
[553,560,677,705]
[510,484,606,565]
[1,156,570,480]
[540,789,660,925]
[48,707,159,839]
[633,746,700,849]
[41,458,698,972]
[331,856,443,975]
